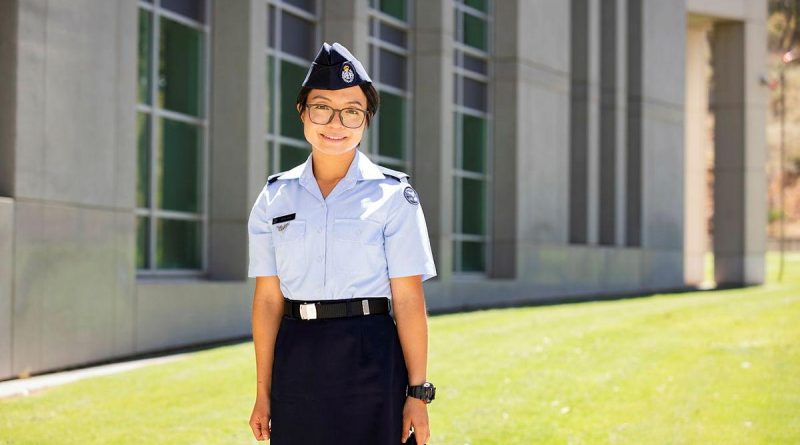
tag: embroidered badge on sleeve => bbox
[403,186,419,205]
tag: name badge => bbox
[272,213,296,224]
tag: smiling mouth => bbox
[321,133,347,142]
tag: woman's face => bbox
[298,86,369,156]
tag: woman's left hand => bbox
[401,396,430,444]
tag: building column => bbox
[569,0,601,245]
[711,6,767,286]
[638,0,686,289]
[209,1,266,280]
[514,0,571,279]
[321,0,369,61]
[684,18,712,286]
[491,0,519,278]
[0,0,17,379]
[413,0,454,281]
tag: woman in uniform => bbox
[247,42,437,444]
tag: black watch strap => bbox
[406,382,436,403]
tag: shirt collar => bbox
[284,148,384,186]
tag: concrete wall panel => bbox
[136,281,252,353]
[0,199,13,378]
[16,0,135,207]
[11,201,134,377]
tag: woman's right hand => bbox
[249,395,271,441]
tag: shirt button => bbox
[318,255,324,261]
[317,227,323,233]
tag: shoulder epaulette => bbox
[267,171,286,184]
[377,165,410,183]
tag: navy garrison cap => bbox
[301,42,372,90]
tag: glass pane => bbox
[137,10,152,105]
[157,118,202,212]
[452,176,459,232]
[137,216,150,269]
[461,241,485,272]
[380,0,406,21]
[379,49,406,89]
[281,12,315,60]
[462,114,486,173]
[464,0,488,13]
[461,177,485,235]
[137,112,151,207]
[462,53,487,75]
[160,0,206,23]
[284,0,316,13]
[267,55,275,134]
[280,145,310,171]
[378,92,406,160]
[379,22,407,48]
[267,5,276,48]
[280,60,307,140]
[158,17,205,116]
[463,13,487,51]
[463,77,487,111]
[156,218,201,269]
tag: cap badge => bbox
[341,64,354,83]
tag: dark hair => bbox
[296,83,380,127]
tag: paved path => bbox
[0,353,191,399]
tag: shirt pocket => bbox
[332,218,385,281]
[272,220,307,282]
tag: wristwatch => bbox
[406,381,436,404]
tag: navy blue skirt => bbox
[270,303,412,444]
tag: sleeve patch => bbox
[403,186,419,205]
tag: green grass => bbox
[1,253,799,444]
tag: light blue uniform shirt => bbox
[247,149,437,301]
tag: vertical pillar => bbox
[599,0,624,245]
[491,0,518,278]
[209,0,266,279]
[711,3,767,286]
[613,0,629,246]
[514,0,571,279]
[0,0,17,377]
[413,0,454,280]
[0,0,16,197]
[322,0,369,59]
[626,0,642,247]
[569,0,601,244]
[684,18,712,286]
[638,0,686,288]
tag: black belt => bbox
[284,297,390,320]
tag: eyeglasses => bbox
[305,103,367,129]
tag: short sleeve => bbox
[247,186,278,277]
[384,184,437,282]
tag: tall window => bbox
[453,0,492,273]
[136,0,210,274]
[367,0,413,172]
[266,0,320,174]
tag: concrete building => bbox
[0,0,767,380]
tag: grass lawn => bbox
[1,253,799,444]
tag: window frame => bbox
[265,0,321,175]
[366,1,414,172]
[136,0,212,277]
[452,0,493,276]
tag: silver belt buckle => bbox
[362,299,370,315]
[299,303,317,320]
